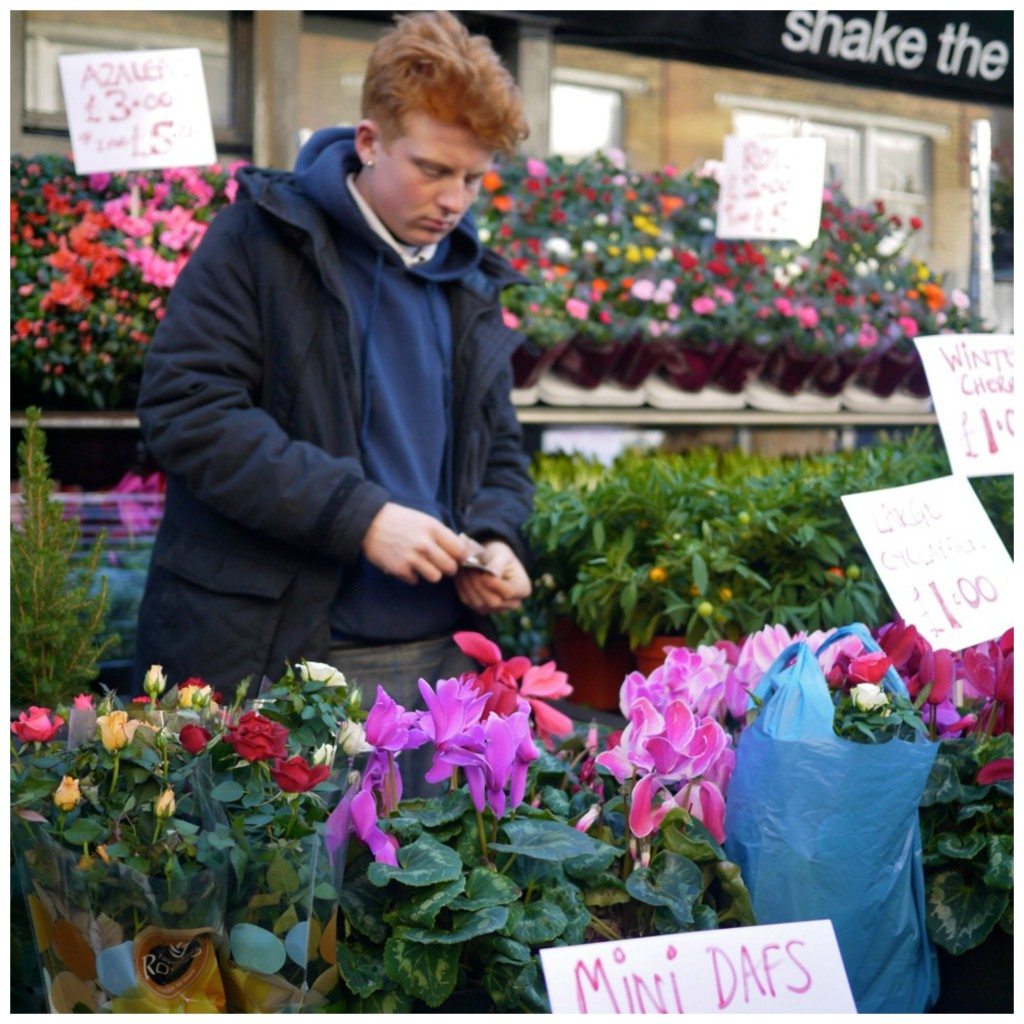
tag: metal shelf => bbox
[10,406,937,430]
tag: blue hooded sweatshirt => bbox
[294,127,483,642]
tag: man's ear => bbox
[354,120,380,166]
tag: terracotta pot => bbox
[634,636,687,677]
[551,335,624,389]
[806,349,864,396]
[609,334,667,389]
[712,340,770,393]
[658,338,730,392]
[510,336,571,388]
[757,342,825,394]
[551,616,634,712]
[852,345,918,397]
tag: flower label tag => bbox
[539,920,856,1014]
[133,926,215,1000]
[912,333,1016,477]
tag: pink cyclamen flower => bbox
[526,157,549,179]
[773,297,794,317]
[364,686,428,753]
[691,297,717,316]
[565,298,590,320]
[350,789,400,866]
[977,758,1013,786]
[857,323,879,349]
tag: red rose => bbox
[847,652,892,685]
[225,711,288,763]
[271,756,330,793]
[179,723,213,755]
[11,706,65,743]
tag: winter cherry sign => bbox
[58,48,216,175]
[539,920,856,1013]
[842,475,1016,651]
[913,333,1015,477]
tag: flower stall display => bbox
[10,661,359,1013]
[10,155,242,409]
[321,632,755,1013]
[473,150,990,409]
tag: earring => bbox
[364,159,375,168]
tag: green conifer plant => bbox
[10,407,117,708]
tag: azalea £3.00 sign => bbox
[539,920,856,1014]
[58,48,217,174]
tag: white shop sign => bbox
[913,333,1016,477]
[842,475,1015,650]
[58,48,216,174]
[539,919,855,1014]
[715,136,826,246]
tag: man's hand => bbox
[362,503,469,585]
[455,539,531,614]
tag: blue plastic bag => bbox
[723,623,939,1013]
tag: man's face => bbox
[354,111,494,248]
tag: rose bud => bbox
[143,664,167,700]
[154,788,176,819]
[53,775,83,811]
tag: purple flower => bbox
[622,644,730,720]
[417,676,489,748]
[350,789,399,866]
[364,686,427,752]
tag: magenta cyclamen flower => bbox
[621,644,730,720]
[365,686,428,753]
[326,788,399,867]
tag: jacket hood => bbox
[291,126,482,283]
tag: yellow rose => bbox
[142,664,167,699]
[96,710,139,752]
[53,775,82,811]
[178,684,212,709]
[154,788,176,819]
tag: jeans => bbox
[326,634,477,799]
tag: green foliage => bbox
[524,430,1013,649]
[10,408,117,706]
[918,733,1013,954]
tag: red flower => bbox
[271,755,330,793]
[706,259,732,277]
[225,711,288,762]
[11,706,65,743]
[976,758,1013,786]
[678,251,699,272]
[179,723,213,754]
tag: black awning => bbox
[516,10,1012,107]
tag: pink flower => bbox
[713,285,735,306]
[88,173,112,191]
[898,316,919,339]
[977,758,1013,786]
[847,652,893,685]
[72,693,94,710]
[364,686,427,753]
[773,297,794,317]
[565,298,590,320]
[822,187,833,202]
[501,308,520,330]
[681,779,727,843]
[631,279,656,301]
[691,296,717,316]
[857,323,879,349]
[796,305,819,329]
[950,288,970,310]
[574,803,601,833]
[526,157,549,179]
[350,788,400,866]
[11,706,65,744]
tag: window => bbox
[21,11,250,150]
[725,97,940,257]
[549,82,622,160]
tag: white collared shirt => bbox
[345,173,437,267]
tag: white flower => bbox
[773,266,791,287]
[338,719,372,756]
[696,159,724,183]
[143,664,167,699]
[876,233,904,258]
[867,257,879,271]
[311,742,336,766]
[951,288,970,310]
[698,216,715,232]
[544,237,572,260]
[854,261,871,277]
[786,261,803,279]
[477,228,491,243]
[850,683,890,713]
[594,213,608,227]
[298,660,347,688]
[582,240,598,255]
[657,247,674,262]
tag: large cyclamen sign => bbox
[58,49,217,174]
[913,333,1015,477]
[715,136,826,245]
[539,920,856,1014]
[842,475,1015,650]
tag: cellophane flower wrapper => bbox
[12,756,230,1013]
[219,758,354,1013]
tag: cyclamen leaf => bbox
[410,790,472,828]
[509,899,567,945]
[447,866,520,911]
[367,832,463,888]
[336,940,387,998]
[925,869,1008,955]
[491,817,618,862]
[982,835,1013,891]
[936,832,987,860]
[339,871,388,945]
[383,936,460,1008]
[397,905,508,945]
[625,852,703,928]
[384,877,466,928]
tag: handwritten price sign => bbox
[58,49,216,174]
[716,136,826,246]
[842,476,1015,650]
[539,920,855,1014]
[913,333,1015,477]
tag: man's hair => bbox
[362,11,528,154]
